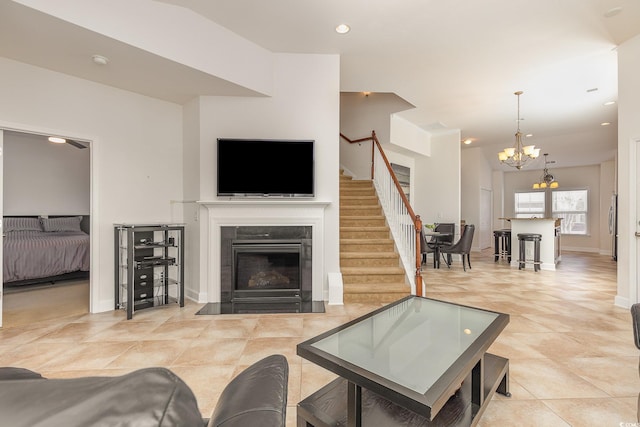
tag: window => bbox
[391,163,410,202]
[514,192,545,218]
[552,189,588,235]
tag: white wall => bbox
[617,34,640,307]
[411,132,461,230]
[4,132,90,215]
[193,53,341,302]
[382,135,462,236]
[599,159,616,256]
[492,170,506,230]
[461,147,493,250]
[0,57,184,312]
[390,114,430,157]
[180,98,202,301]
[339,92,414,180]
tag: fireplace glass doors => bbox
[219,226,314,310]
[232,241,302,302]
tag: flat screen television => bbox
[217,138,315,197]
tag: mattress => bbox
[3,230,90,284]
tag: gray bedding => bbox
[3,230,90,284]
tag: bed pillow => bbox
[4,217,42,232]
[41,216,83,232]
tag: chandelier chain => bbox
[497,91,539,169]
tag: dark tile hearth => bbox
[195,301,325,315]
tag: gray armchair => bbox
[433,223,455,246]
[440,224,475,271]
[420,228,434,265]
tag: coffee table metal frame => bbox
[297,296,510,427]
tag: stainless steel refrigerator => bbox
[608,194,618,261]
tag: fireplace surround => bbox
[196,200,330,314]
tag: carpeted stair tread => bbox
[340,252,398,259]
[343,293,409,303]
[340,205,381,211]
[341,266,404,283]
[339,170,411,303]
[340,238,393,244]
[340,226,388,231]
[343,282,409,292]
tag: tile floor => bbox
[0,250,637,426]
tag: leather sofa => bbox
[0,354,288,427]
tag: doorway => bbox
[480,188,493,250]
[1,128,92,328]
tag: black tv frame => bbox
[217,138,315,198]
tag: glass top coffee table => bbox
[297,296,510,426]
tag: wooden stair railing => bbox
[340,131,424,296]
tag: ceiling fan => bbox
[47,136,88,149]
[65,139,88,149]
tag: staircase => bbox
[340,172,411,303]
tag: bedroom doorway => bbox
[1,128,92,328]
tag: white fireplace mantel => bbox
[198,200,331,303]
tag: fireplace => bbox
[232,240,303,302]
[196,201,329,315]
[213,225,317,313]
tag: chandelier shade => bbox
[498,91,539,169]
[532,153,559,189]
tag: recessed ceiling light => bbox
[604,6,622,18]
[525,133,533,138]
[92,54,109,65]
[335,24,350,34]
[462,139,472,145]
[48,136,67,144]
[604,101,616,106]
[601,122,611,126]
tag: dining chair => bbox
[419,228,436,267]
[440,224,475,271]
[431,223,455,247]
[421,225,453,268]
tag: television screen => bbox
[217,138,315,197]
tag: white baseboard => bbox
[615,295,630,309]
[94,299,116,314]
[560,246,600,253]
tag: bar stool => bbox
[517,233,542,272]
[493,229,511,262]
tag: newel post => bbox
[415,215,423,297]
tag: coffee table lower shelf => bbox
[297,353,509,427]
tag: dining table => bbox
[424,229,453,269]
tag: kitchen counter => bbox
[500,218,561,270]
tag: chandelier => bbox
[497,91,540,169]
[532,153,559,189]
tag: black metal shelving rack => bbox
[114,223,184,319]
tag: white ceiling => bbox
[2,0,639,171]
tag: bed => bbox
[3,216,90,286]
